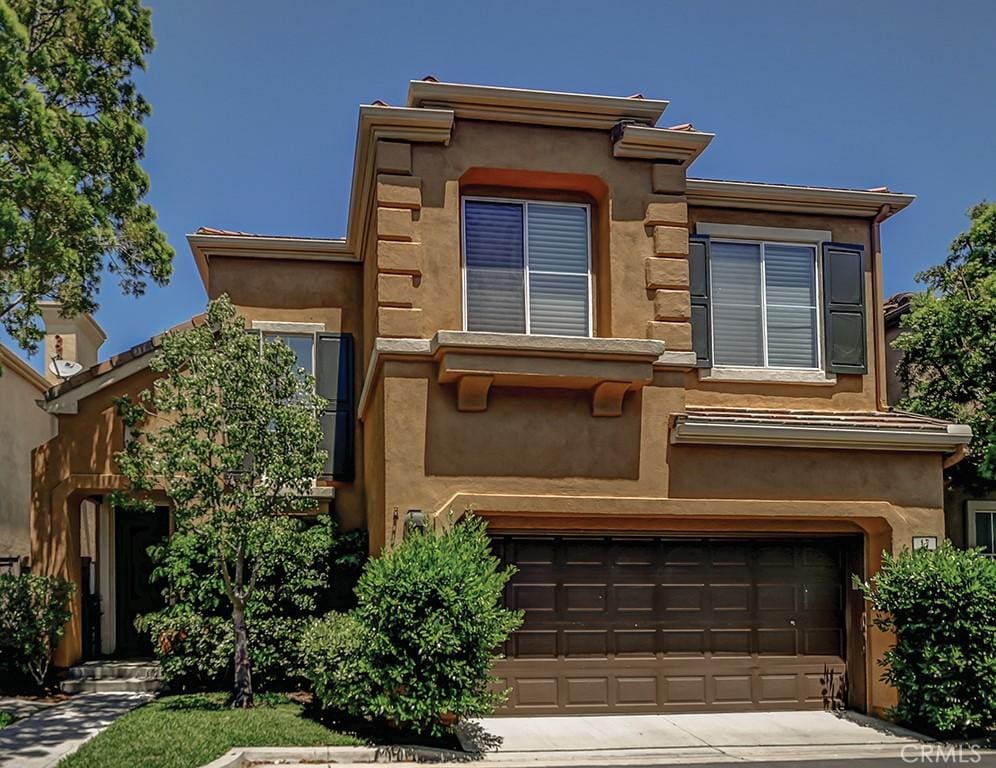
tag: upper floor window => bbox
[462,197,591,337]
[710,240,820,369]
[261,332,314,378]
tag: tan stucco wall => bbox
[0,352,56,560]
[31,110,947,719]
[207,256,366,530]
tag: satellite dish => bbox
[49,358,83,379]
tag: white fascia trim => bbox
[671,421,973,452]
[696,222,832,243]
[40,352,156,415]
[687,178,916,218]
[699,366,837,386]
[250,321,326,333]
[407,80,669,129]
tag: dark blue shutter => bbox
[688,235,712,367]
[822,243,867,374]
[316,333,354,480]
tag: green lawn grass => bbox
[59,693,362,768]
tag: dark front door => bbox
[115,507,169,657]
[492,535,851,714]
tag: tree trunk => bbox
[231,600,253,708]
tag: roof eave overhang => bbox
[344,105,454,256]
[671,421,971,453]
[686,178,916,218]
[40,347,158,415]
[0,345,49,392]
[187,234,354,289]
[612,124,715,168]
[407,80,668,130]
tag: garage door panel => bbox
[662,584,705,612]
[616,629,657,656]
[713,674,753,704]
[512,630,558,658]
[512,583,557,612]
[564,583,607,611]
[563,538,608,565]
[711,584,751,612]
[758,628,798,655]
[613,539,657,566]
[564,630,609,657]
[615,583,656,612]
[757,583,797,610]
[710,628,752,655]
[616,676,658,706]
[493,535,849,714]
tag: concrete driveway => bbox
[458,711,938,764]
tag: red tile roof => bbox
[44,315,206,401]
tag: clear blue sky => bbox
[11,0,996,368]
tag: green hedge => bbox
[0,573,75,688]
[140,515,366,691]
[857,542,996,737]
[303,514,522,736]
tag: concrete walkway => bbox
[0,692,151,768]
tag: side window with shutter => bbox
[688,236,712,367]
[316,333,355,481]
[822,243,867,374]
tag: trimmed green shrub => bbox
[857,542,996,737]
[304,514,522,736]
[0,573,75,687]
[140,515,366,691]
[301,612,374,717]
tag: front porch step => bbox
[61,676,162,694]
[61,660,163,694]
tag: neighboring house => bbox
[1,303,103,573]
[30,80,970,719]
[884,291,996,557]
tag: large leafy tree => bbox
[116,295,327,707]
[896,202,996,490]
[0,0,172,352]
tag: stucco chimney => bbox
[39,301,107,385]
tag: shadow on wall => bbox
[425,386,642,479]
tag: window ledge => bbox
[432,332,666,416]
[699,366,837,386]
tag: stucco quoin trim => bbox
[671,408,972,452]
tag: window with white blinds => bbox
[463,198,591,336]
[710,240,819,369]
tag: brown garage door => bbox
[492,536,848,714]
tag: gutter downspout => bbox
[872,204,891,410]
[943,443,967,469]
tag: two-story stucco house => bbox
[30,80,970,717]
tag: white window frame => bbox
[967,501,996,558]
[708,238,824,371]
[251,321,325,377]
[460,196,593,337]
